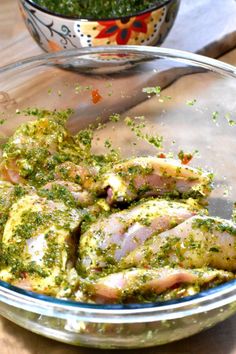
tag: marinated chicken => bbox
[78,199,201,274]
[0,194,83,295]
[0,110,235,304]
[80,267,234,304]
[0,113,93,187]
[122,216,236,271]
[41,180,95,207]
[100,157,212,204]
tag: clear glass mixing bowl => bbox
[0,46,236,349]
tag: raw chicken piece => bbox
[0,194,83,296]
[0,117,69,183]
[42,180,95,207]
[100,157,212,204]
[0,115,83,186]
[80,267,234,304]
[78,199,200,274]
[55,161,98,191]
[123,215,236,271]
[0,181,18,236]
[0,160,26,184]
[0,181,33,235]
[0,181,17,212]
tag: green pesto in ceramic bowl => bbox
[32,0,167,19]
[19,0,180,51]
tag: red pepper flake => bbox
[20,271,27,279]
[178,150,193,165]
[158,152,166,158]
[143,264,151,269]
[91,89,102,104]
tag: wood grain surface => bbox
[1,1,236,353]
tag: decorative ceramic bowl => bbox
[1,46,236,348]
[18,0,180,52]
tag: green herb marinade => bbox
[34,0,165,18]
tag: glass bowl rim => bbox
[1,45,236,321]
[1,45,236,78]
[22,0,174,22]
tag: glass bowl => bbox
[0,46,236,349]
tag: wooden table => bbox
[1,1,236,353]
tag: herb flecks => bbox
[186,99,197,106]
[178,150,195,165]
[212,111,219,123]
[142,86,161,95]
[124,116,163,149]
[225,113,236,127]
[109,113,120,122]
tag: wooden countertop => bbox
[1,1,236,353]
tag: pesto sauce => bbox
[34,0,164,18]
[193,217,236,236]
[39,184,78,208]
[13,211,50,240]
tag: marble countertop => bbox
[1,0,236,353]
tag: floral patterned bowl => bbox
[18,0,180,52]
